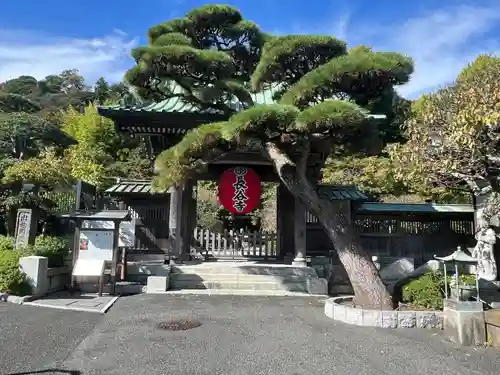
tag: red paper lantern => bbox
[218,167,261,214]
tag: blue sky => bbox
[0,0,499,98]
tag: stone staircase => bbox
[168,262,327,295]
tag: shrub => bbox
[0,235,14,252]
[401,271,445,310]
[0,249,31,295]
[454,274,476,286]
[0,234,69,267]
[33,235,69,267]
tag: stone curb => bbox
[1,292,119,314]
[324,296,443,329]
[24,296,120,314]
[0,293,34,304]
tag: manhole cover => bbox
[157,318,202,331]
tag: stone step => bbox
[168,279,308,292]
[169,272,309,283]
[170,265,318,278]
[163,289,317,297]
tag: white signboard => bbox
[79,230,114,261]
[73,258,105,277]
[81,220,135,247]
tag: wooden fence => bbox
[193,227,279,259]
[353,215,475,262]
[305,206,475,264]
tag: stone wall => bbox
[325,296,444,329]
[47,267,70,292]
[19,256,69,297]
[485,309,500,349]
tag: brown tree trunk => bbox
[264,142,393,309]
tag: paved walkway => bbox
[24,291,119,313]
[2,295,500,375]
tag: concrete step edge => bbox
[160,289,320,296]
[169,280,308,285]
[169,273,311,280]
[168,282,308,292]
[170,270,317,276]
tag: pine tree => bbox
[124,5,414,308]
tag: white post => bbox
[19,256,49,296]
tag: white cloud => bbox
[2,4,498,98]
[276,4,500,98]
[0,29,138,85]
[337,5,500,98]
[381,5,500,97]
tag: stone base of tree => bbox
[324,296,444,329]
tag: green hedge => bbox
[0,234,69,295]
[0,235,14,252]
[0,249,32,295]
[33,235,69,267]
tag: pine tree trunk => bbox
[265,142,393,309]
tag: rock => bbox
[394,260,442,287]
[307,277,328,295]
[379,258,415,283]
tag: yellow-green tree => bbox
[60,104,153,186]
[2,148,71,188]
[60,104,115,186]
[390,54,500,226]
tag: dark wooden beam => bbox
[199,164,280,182]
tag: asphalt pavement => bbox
[1,295,500,375]
[0,302,101,375]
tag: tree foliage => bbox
[1,75,38,96]
[0,70,153,236]
[1,69,97,118]
[0,93,41,114]
[322,155,406,199]
[0,112,74,160]
[127,4,267,111]
[125,4,414,308]
[2,148,72,187]
[60,104,153,186]
[389,54,499,220]
[93,77,111,104]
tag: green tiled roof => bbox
[105,179,154,195]
[98,89,387,123]
[97,85,278,115]
[105,179,176,195]
[317,185,368,201]
[358,202,474,213]
[105,179,366,200]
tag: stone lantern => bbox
[434,246,479,301]
[435,246,486,346]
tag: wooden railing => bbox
[193,227,279,259]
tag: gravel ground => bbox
[0,302,101,374]
[2,295,500,375]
